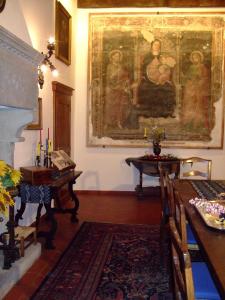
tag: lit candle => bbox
[48,36,55,45]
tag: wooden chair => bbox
[159,165,199,251]
[180,157,212,180]
[158,161,180,222]
[158,161,180,254]
[173,190,199,251]
[169,195,220,300]
[169,217,195,300]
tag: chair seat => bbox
[192,262,221,299]
[186,224,197,244]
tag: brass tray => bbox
[193,200,225,231]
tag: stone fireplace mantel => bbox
[0,25,43,165]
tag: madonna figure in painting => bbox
[181,50,210,130]
[104,49,132,130]
[137,39,176,118]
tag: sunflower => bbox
[0,187,14,215]
[0,161,21,216]
[10,169,22,185]
[0,160,7,177]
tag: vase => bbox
[153,141,161,156]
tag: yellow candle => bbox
[48,140,52,153]
[144,127,147,138]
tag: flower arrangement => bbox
[144,125,166,143]
[0,160,21,216]
[144,125,166,156]
[189,197,225,221]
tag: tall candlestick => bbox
[48,128,49,140]
[36,142,41,156]
[46,138,48,153]
[39,129,42,145]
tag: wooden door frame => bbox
[52,81,74,155]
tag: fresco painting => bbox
[88,14,224,148]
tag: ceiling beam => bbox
[78,0,225,8]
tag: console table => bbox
[15,166,82,249]
[126,156,180,198]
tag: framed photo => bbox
[26,97,43,130]
[87,13,225,149]
[55,1,71,65]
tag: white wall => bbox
[74,7,225,192]
[1,2,225,196]
[1,0,76,169]
[0,0,77,226]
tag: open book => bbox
[51,150,76,171]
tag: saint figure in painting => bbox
[104,49,132,130]
[181,50,210,129]
[137,39,176,118]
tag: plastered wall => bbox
[1,3,225,228]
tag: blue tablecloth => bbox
[20,183,52,204]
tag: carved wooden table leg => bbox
[15,202,26,226]
[68,179,79,223]
[1,205,19,269]
[36,203,43,229]
[8,205,20,262]
[135,170,144,198]
[51,174,81,223]
[37,203,57,249]
[45,202,57,249]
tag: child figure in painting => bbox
[157,55,174,86]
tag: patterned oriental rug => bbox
[31,222,172,300]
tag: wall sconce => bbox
[38,37,58,89]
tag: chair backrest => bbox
[164,171,176,218]
[169,217,195,300]
[173,189,188,247]
[158,165,185,230]
[180,157,212,180]
[158,161,180,219]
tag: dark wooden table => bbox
[126,156,180,198]
[173,179,225,298]
[15,166,82,249]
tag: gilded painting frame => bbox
[87,12,225,148]
[26,97,43,130]
[55,1,71,65]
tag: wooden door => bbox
[52,81,74,156]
